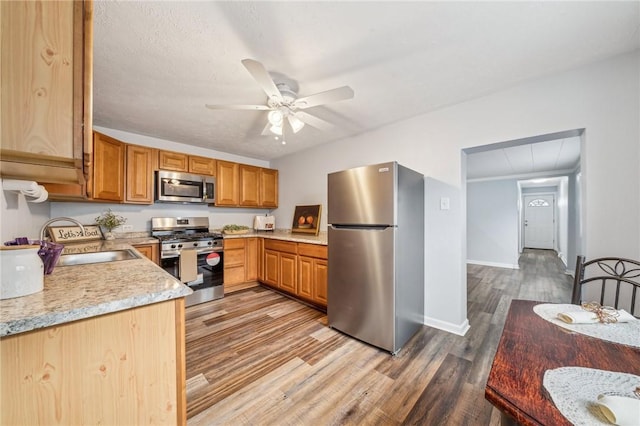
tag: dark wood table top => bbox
[485,299,640,426]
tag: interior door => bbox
[524,195,555,249]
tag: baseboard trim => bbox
[467,259,519,270]
[423,316,470,336]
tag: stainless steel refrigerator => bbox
[327,161,424,354]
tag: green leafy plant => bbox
[222,224,249,231]
[94,209,127,232]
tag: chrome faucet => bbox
[40,217,85,241]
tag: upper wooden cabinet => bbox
[158,151,188,172]
[126,145,155,204]
[259,168,279,208]
[189,156,216,176]
[239,165,279,208]
[158,150,216,176]
[0,0,92,184]
[239,165,260,207]
[216,160,240,206]
[92,133,125,202]
[92,132,155,204]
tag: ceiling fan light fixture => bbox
[268,110,284,126]
[287,115,305,133]
[269,124,283,135]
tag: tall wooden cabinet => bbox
[126,145,155,203]
[216,160,240,206]
[0,0,92,184]
[92,132,125,201]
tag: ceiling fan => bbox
[205,59,354,142]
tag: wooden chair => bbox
[572,255,640,317]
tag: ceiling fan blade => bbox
[294,111,334,132]
[261,122,273,136]
[293,86,354,109]
[205,104,271,110]
[241,59,283,103]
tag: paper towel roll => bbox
[2,179,38,192]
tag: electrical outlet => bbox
[121,225,133,231]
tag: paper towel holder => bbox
[1,179,48,203]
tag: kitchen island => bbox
[0,239,192,425]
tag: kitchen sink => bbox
[57,249,141,267]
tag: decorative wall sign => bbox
[291,204,322,235]
[47,225,103,243]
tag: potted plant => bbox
[94,209,127,240]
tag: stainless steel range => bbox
[151,217,224,307]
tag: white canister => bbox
[1,245,44,299]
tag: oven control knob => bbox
[193,242,198,247]
[207,241,213,246]
[177,244,183,249]
[170,244,176,249]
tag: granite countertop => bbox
[223,229,327,245]
[0,239,191,337]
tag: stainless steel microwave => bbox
[155,170,215,204]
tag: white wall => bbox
[271,50,640,333]
[0,179,50,242]
[467,179,519,269]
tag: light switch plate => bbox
[440,197,450,210]
[121,225,133,231]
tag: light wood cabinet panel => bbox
[0,0,91,184]
[189,156,216,176]
[279,253,297,293]
[298,256,314,300]
[245,237,258,281]
[133,243,159,264]
[0,299,186,425]
[263,249,279,288]
[158,151,188,172]
[92,132,125,201]
[259,168,279,208]
[223,238,246,287]
[313,259,328,305]
[126,145,154,204]
[216,160,239,206]
[264,239,297,254]
[239,164,260,207]
[257,238,265,282]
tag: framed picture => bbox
[291,204,322,235]
[47,225,103,243]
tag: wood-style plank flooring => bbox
[185,249,573,425]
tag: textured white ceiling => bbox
[466,137,581,180]
[93,1,640,161]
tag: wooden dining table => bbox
[485,299,640,425]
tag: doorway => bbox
[523,194,555,249]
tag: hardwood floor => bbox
[185,249,573,425]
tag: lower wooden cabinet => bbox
[0,299,187,425]
[223,238,259,292]
[133,242,159,264]
[260,239,327,309]
[297,244,328,307]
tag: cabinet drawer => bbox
[264,239,297,254]
[225,248,245,266]
[297,243,327,259]
[224,239,246,250]
[224,265,245,285]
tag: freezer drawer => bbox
[328,226,396,352]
